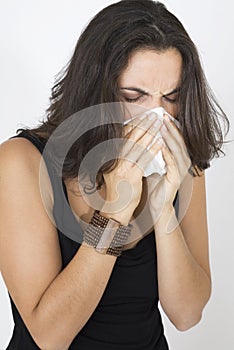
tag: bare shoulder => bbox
[0,136,54,206]
[0,136,42,167]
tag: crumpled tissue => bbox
[123,107,181,177]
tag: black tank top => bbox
[5,131,175,350]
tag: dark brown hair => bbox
[17,0,230,189]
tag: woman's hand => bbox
[101,113,163,225]
[146,114,192,220]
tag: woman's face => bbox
[118,48,182,118]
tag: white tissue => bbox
[123,107,180,177]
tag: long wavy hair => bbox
[17,0,230,190]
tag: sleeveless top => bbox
[5,131,177,350]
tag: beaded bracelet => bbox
[83,210,132,257]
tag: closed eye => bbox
[122,95,145,103]
[119,87,180,104]
[162,88,180,104]
[163,95,179,104]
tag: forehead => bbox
[118,48,182,94]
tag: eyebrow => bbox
[120,87,148,95]
[120,87,180,97]
[163,87,180,97]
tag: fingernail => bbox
[164,114,170,123]
[153,119,161,127]
[161,124,167,133]
[139,113,146,120]
[156,137,163,144]
[148,112,156,120]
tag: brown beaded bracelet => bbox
[83,210,132,257]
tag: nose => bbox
[144,92,163,110]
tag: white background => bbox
[0,1,233,349]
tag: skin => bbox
[0,48,211,349]
[118,48,181,117]
[118,48,212,327]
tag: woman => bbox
[0,0,229,349]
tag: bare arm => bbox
[32,243,117,350]
[153,170,212,331]
[0,139,134,350]
[0,117,162,349]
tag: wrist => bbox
[99,210,131,226]
[83,210,133,257]
[100,199,135,226]
[152,205,178,235]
